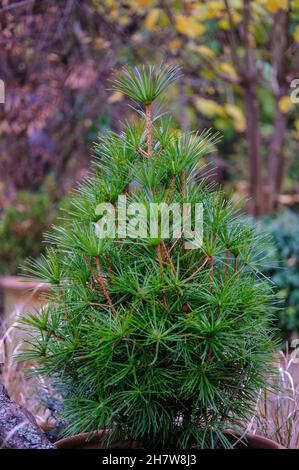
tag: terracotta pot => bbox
[55,431,140,449]
[55,430,284,449]
[223,431,284,449]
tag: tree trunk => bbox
[266,106,288,212]
[0,381,54,449]
[266,9,289,213]
[244,79,264,216]
[242,0,263,216]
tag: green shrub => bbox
[260,210,299,341]
[19,65,276,449]
[0,191,57,275]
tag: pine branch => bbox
[154,243,167,307]
[224,248,231,276]
[145,103,152,158]
[136,146,149,158]
[209,255,214,289]
[161,241,177,277]
[95,256,116,316]
[167,174,176,203]
[181,170,186,198]
[183,256,209,283]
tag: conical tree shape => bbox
[20,64,276,449]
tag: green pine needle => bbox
[111,63,182,105]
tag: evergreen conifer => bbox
[20,64,276,448]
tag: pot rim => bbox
[223,430,284,449]
[55,430,284,450]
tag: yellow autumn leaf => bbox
[294,25,299,43]
[218,10,241,28]
[168,38,182,54]
[219,62,238,81]
[189,44,216,58]
[206,11,219,20]
[295,0,299,7]
[138,0,153,5]
[104,0,116,7]
[218,18,229,30]
[195,98,225,117]
[145,8,160,31]
[295,119,299,131]
[232,11,242,23]
[202,68,216,80]
[187,4,215,21]
[207,1,225,12]
[197,45,215,58]
[266,0,288,13]
[175,15,206,38]
[278,96,292,113]
[225,104,246,132]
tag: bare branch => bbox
[0,0,35,15]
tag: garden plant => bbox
[0,190,57,275]
[261,210,299,341]
[20,65,276,449]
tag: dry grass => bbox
[246,349,299,448]
[0,311,61,434]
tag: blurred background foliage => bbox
[261,210,299,340]
[0,189,55,275]
[0,180,69,275]
[0,0,299,335]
